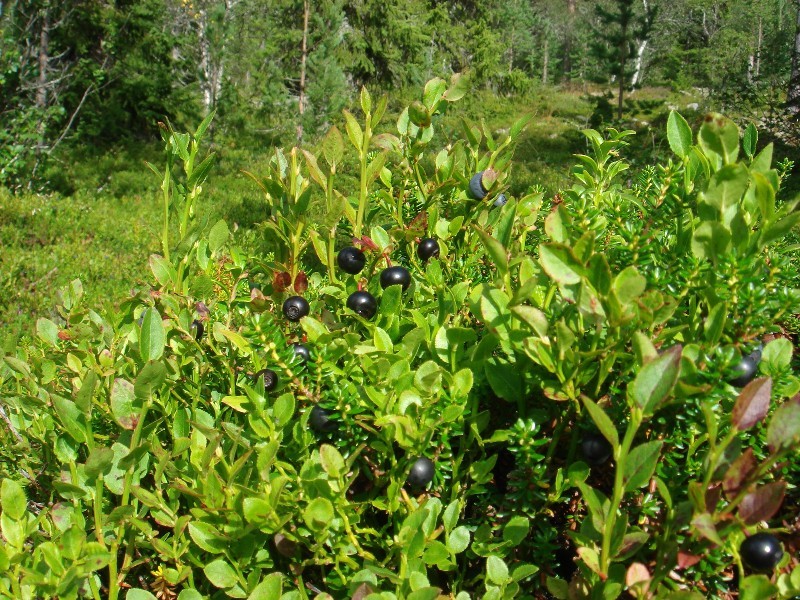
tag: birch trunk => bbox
[35,7,50,110]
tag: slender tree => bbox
[591,0,657,119]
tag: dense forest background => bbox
[2,0,800,192]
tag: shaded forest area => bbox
[1,0,800,191]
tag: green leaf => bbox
[304,497,334,531]
[703,302,727,344]
[667,111,692,159]
[52,394,88,443]
[762,337,793,370]
[374,327,393,352]
[539,243,583,285]
[698,113,739,166]
[188,521,228,553]
[85,447,115,478]
[177,591,204,600]
[613,266,646,305]
[485,360,523,401]
[360,86,372,115]
[629,345,682,416]
[343,110,363,151]
[248,573,283,599]
[444,71,470,102]
[322,126,344,168]
[36,318,60,347]
[75,370,98,415]
[212,322,252,356]
[422,78,447,110]
[140,308,165,362]
[1,479,27,520]
[134,361,167,400]
[208,219,229,254]
[581,396,619,450]
[110,378,140,431]
[486,556,510,585]
[623,441,663,492]
[767,395,800,453]
[691,221,732,260]
[742,123,758,159]
[423,540,450,565]
[320,444,345,478]
[126,590,159,600]
[739,575,778,600]
[204,558,239,589]
[473,226,508,277]
[149,255,176,288]
[502,516,530,546]
[447,526,470,554]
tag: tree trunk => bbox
[563,0,576,80]
[787,1,800,115]
[618,20,627,120]
[35,6,50,110]
[198,8,214,113]
[631,39,647,87]
[296,0,309,144]
[542,35,549,85]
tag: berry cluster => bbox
[309,238,444,490]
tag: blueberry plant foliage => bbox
[2,77,800,600]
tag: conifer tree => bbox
[590,0,656,119]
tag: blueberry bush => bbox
[2,77,800,599]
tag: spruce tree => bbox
[590,0,656,119]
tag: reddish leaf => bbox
[250,287,268,313]
[705,483,722,513]
[351,583,374,600]
[294,271,308,294]
[691,512,722,545]
[273,271,291,293]
[723,448,757,498]
[732,377,772,430]
[407,210,428,234]
[625,562,651,589]
[355,236,379,251]
[676,551,703,569]
[195,301,210,318]
[738,481,786,525]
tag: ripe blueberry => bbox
[581,433,613,466]
[417,238,440,262]
[283,295,310,322]
[379,266,411,291]
[740,532,783,571]
[309,405,337,433]
[469,171,488,200]
[493,193,507,207]
[407,457,435,490]
[293,343,311,362]
[729,354,759,388]
[347,290,377,319]
[191,319,204,341]
[337,246,366,275]
[255,368,278,392]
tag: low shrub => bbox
[2,78,800,599]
